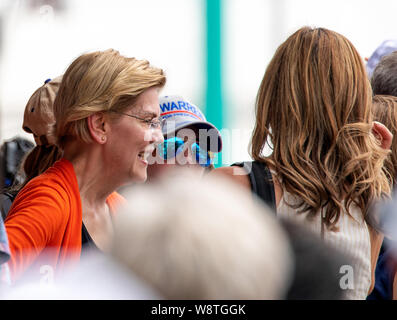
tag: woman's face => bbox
[106,87,163,184]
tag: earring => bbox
[101,136,106,142]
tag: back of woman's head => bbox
[372,95,397,184]
[53,49,166,148]
[252,26,390,229]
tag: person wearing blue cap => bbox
[147,95,222,181]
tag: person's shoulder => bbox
[23,172,65,193]
[6,174,73,226]
[24,159,73,190]
[107,192,127,216]
[12,165,74,213]
[208,165,251,190]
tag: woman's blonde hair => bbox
[372,95,397,185]
[53,49,166,148]
[251,27,391,230]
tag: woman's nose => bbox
[146,127,164,145]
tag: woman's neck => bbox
[63,141,117,207]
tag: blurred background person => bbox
[366,43,397,300]
[0,137,34,220]
[371,50,397,97]
[280,218,352,299]
[367,95,397,300]
[371,96,397,187]
[370,189,397,300]
[212,26,392,300]
[366,40,397,79]
[367,40,397,300]
[147,95,222,181]
[4,49,165,283]
[0,77,62,220]
[113,170,293,299]
[0,137,34,190]
[0,215,10,286]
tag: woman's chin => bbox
[130,170,148,184]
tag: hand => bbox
[372,121,393,150]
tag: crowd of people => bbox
[1,26,397,299]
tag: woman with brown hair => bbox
[214,27,392,299]
[5,49,165,282]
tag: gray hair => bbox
[371,51,397,96]
[111,169,293,299]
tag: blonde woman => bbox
[5,49,165,282]
[214,27,392,299]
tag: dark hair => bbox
[0,137,34,189]
[7,145,62,198]
[371,51,397,96]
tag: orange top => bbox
[5,158,126,282]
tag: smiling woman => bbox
[104,86,164,183]
[4,49,166,283]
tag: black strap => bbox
[81,223,100,255]
[231,161,276,211]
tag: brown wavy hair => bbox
[372,95,397,185]
[251,27,391,230]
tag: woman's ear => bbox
[372,121,393,150]
[87,112,107,144]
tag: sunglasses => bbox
[158,137,213,168]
